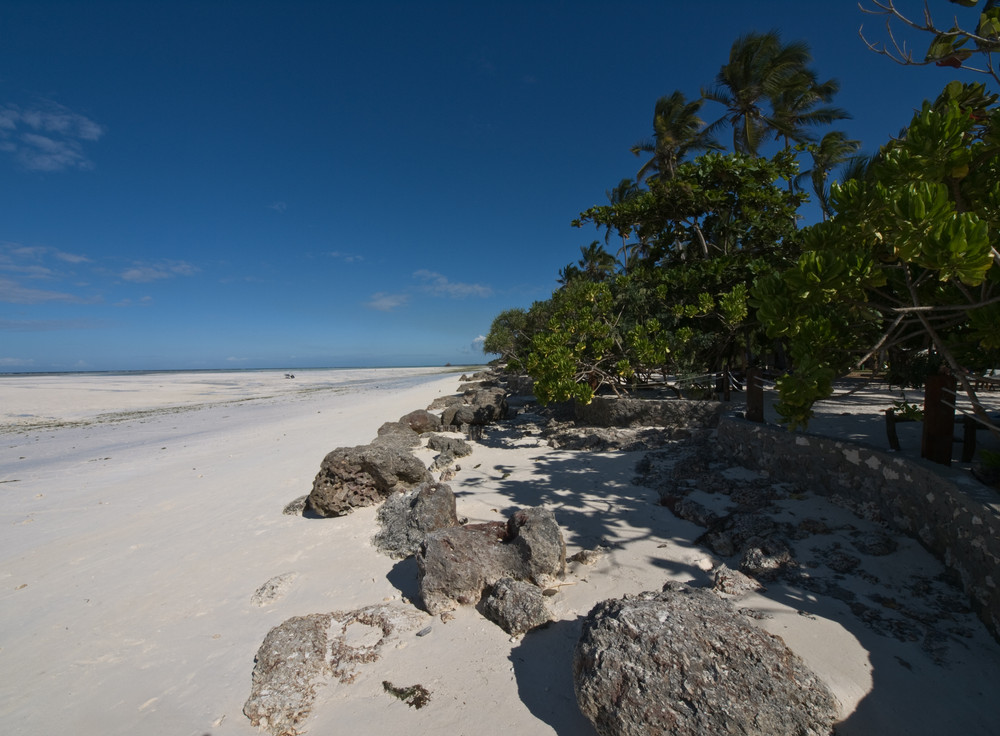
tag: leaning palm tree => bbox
[795,131,862,219]
[702,30,814,156]
[631,91,718,182]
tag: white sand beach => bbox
[2,368,1000,735]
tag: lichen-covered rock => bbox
[574,583,838,736]
[373,481,460,559]
[417,507,565,614]
[481,577,551,635]
[308,443,432,518]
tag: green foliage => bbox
[520,278,671,405]
[754,82,1000,428]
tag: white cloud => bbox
[366,292,409,311]
[0,101,106,172]
[413,269,492,298]
[0,357,34,366]
[329,251,363,263]
[0,276,94,304]
[120,261,199,283]
[267,201,287,213]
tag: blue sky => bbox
[0,1,976,371]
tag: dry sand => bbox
[2,368,999,735]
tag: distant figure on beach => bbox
[284,373,295,379]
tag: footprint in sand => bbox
[251,572,298,607]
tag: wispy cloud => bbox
[0,356,35,367]
[120,260,199,283]
[329,251,364,263]
[0,276,98,305]
[0,318,102,331]
[267,201,287,213]
[366,292,409,311]
[414,269,492,298]
[114,296,154,308]
[0,101,106,172]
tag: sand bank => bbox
[2,369,999,735]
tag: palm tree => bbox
[769,70,850,150]
[577,241,617,282]
[702,30,814,156]
[796,131,861,220]
[631,91,718,182]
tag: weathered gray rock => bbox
[574,583,838,736]
[426,434,473,458]
[399,409,441,434]
[308,443,432,518]
[375,421,421,447]
[244,605,424,736]
[739,536,796,581]
[282,495,308,516]
[417,507,565,614]
[661,495,719,528]
[373,481,460,559]
[251,572,298,607]
[507,507,566,587]
[442,387,509,427]
[481,577,551,635]
[713,563,763,595]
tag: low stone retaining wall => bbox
[717,416,1000,641]
[576,396,726,429]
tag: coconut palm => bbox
[577,241,617,282]
[631,91,718,182]
[769,70,850,150]
[702,31,814,156]
[796,131,862,219]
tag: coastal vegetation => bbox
[484,2,1000,435]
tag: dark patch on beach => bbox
[382,680,431,709]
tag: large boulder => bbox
[416,506,565,614]
[574,582,838,736]
[399,409,441,434]
[308,442,432,517]
[481,577,551,635]
[442,387,509,427]
[373,481,460,559]
[375,421,421,447]
[426,434,473,458]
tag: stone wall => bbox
[576,396,726,429]
[717,416,1000,641]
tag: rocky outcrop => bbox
[416,507,565,614]
[573,582,838,736]
[442,387,509,427]
[244,605,425,736]
[373,481,460,559]
[426,434,473,458]
[399,409,441,434]
[308,442,432,517]
[481,577,551,635]
[375,421,421,447]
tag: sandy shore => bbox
[2,369,999,735]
